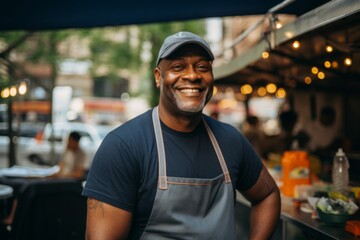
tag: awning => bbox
[1,0,329,31]
[214,0,360,92]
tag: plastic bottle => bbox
[332,148,350,194]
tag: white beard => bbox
[173,93,207,113]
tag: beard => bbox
[174,94,207,113]
[173,87,212,114]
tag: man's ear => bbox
[154,68,161,88]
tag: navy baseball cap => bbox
[156,31,214,66]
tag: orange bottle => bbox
[282,151,311,197]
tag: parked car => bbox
[23,122,116,168]
[0,122,45,167]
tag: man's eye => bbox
[172,65,184,71]
[197,65,211,72]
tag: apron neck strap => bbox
[203,119,231,183]
[152,107,231,190]
[152,107,168,190]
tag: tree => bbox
[0,30,73,166]
[0,20,206,166]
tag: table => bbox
[0,184,12,200]
[0,165,60,221]
[0,184,13,219]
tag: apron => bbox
[139,107,237,240]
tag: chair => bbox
[9,179,87,240]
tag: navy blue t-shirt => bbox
[82,109,263,239]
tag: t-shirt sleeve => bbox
[82,132,139,213]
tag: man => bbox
[307,106,339,152]
[83,31,280,239]
[56,131,86,179]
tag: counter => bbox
[281,197,356,240]
[236,192,358,240]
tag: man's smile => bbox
[179,88,200,93]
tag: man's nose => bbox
[182,66,200,81]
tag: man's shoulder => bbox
[111,109,153,135]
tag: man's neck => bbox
[157,106,202,132]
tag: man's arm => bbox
[241,166,281,240]
[85,198,133,240]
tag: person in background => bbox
[0,131,86,236]
[277,110,299,151]
[243,115,264,156]
[304,106,343,181]
[55,131,86,179]
[83,31,280,239]
[261,110,298,159]
[307,106,340,153]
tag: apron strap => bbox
[152,107,168,190]
[152,107,232,189]
[203,119,232,183]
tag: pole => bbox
[6,94,16,167]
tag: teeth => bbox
[180,89,199,93]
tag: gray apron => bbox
[139,107,237,240]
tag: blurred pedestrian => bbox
[262,110,298,157]
[243,115,264,156]
[307,106,340,153]
[56,131,86,179]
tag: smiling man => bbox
[83,31,280,240]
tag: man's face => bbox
[155,44,214,115]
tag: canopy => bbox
[214,0,360,92]
[1,0,329,31]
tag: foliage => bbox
[0,19,206,106]
[87,27,141,77]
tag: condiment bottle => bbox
[282,151,311,197]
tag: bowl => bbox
[316,207,351,225]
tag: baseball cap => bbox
[156,31,214,66]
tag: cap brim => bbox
[157,40,214,65]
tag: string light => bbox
[9,86,17,97]
[318,72,325,80]
[275,22,282,29]
[257,87,267,96]
[311,67,319,74]
[1,88,10,98]
[219,98,237,109]
[266,83,277,93]
[292,41,300,49]
[240,84,253,95]
[262,51,269,59]
[304,77,312,84]
[326,45,333,53]
[272,14,282,29]
[0,80,28,99]
[275,88,286,98]
[332,61,339,68]
[344,57,352,66]
[19,81,28,95]
[324,61,331,68]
